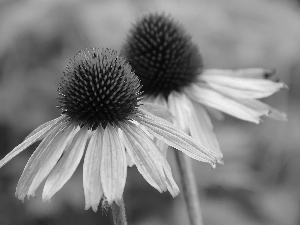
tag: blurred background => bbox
[0,0,299,224]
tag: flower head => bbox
[122,13,202,98]
[0,48,221,212]
[121,12,287,155]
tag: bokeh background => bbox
[0,0,299,224]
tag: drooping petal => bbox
[205,106,224,120]
[121,124,165,192]
[133,109,221,167]
[267,106,287,121]
[167,91,190,132]
[27,123,78,197]
[120,122,179,196]
[42,127,89,201]
[233,98,287,121]
[16,122,67,200]
[153,137,169,156]
[186,83,266,123]
[121,124,167,192]
[167,92,221,156]
[0,117,65,169]
[202,68,276,79]
[24,115,66,140]
[140,102,173,123]
[189,101,222,156]
[126,151,135,167]
[200,74,286,99]
[118,128,135,167]
[101,125,127,205]
[83,127,104,212]
[131,114,169,156]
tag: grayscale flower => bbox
[0,48,222,212]
[121,12,287,156]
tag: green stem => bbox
[112,199,127,225]
[174,151,203,225]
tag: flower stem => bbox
[112,199,127,225]
[174,151,203,225]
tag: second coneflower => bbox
[121,12,287,155]
[0,48,222,212]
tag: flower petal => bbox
[205,106,224,120]
[134,109,221,167]
[0,117,64,169]
[202,68,276,79]
[187,83,266,123]
[126,151,135,167]
[189,102,222,156]
[167,91,190,132]
[268,107,287,121]
[168,92,221,156]
[27,123,78,197]
[24,115,66,140]
[42,127,88,201]
[16,122,67,200]
[233,98,287,121]
[140,101,173,123]
[121,122,179,196]
[200,74,286,99]
[101,125,127,205]
[83,127,104,212]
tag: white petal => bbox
[168,92,221,156]
[101,125,127,205]
[153,137,169,156]
[186,84,265,123]
[147,94,168,108]
[202,68,275,79]
[268,107,287,121]
[83,127,104,212]
[42,127,88,201]
[27,123,78,197]
[25,115,66,140]
[134,109,221,167]
[126,151,135,167]
[118,128,135,167]
[189,102,222,157]
[233,98,287,121]
[200,74,286,99]
[205,106,224,120]
[167,92,190,132]
[120,122,179,196]
[16,122,67,200]
[140,101,173,123]
[131,118,169,157]
[0,117,64,169]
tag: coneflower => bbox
[0,48,222,215]
[121,12,287,225]
[121,12,287,156]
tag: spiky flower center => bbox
[57,48,141,129]
[122,13,203,98]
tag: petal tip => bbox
[16,193,26,203]
[42,195,51,203]
[217,158,224,165]
[91,205,98,212]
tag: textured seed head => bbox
[57,48,142,130]
[121,12,203,98]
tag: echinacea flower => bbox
[121,12,287,155]
[0,48,222,212]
